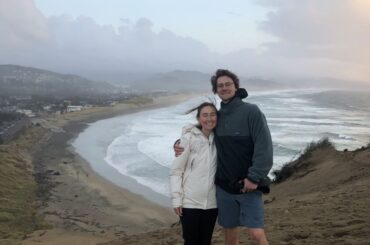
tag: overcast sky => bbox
[0,0,369,84]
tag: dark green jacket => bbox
[215,95,273,194]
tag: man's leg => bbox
[216,187,241,245]
[238,191,268,245]
[248,228,269,245]
[224,227,240,245]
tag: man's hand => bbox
[174,207,183,216]
[241,178,258,193]
[174,141,184,157]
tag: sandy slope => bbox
[21,93,201,245]
[101,144,370,245]
[18,92,370,245]
[263,145,370,244]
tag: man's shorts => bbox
[216,186,264,228]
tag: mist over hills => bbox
[72,68,370,92]
[0,65,287,95]
[119,70,285,92]
[3,64,369,97]
[127,70,211,92]
[0,64,119,96]
[281,76,370,90]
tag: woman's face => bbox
[197,106,217,131]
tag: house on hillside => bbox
[67,105,83,112]
[16,109,35,117]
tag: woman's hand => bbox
[174,207,183,216]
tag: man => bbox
[175,69,273,245]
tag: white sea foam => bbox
[73,90,370,197]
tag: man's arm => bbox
[246,105,273,185]
[174,140,184,157]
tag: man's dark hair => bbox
[210,69,240,94]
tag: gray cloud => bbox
[0,0,217,81]
[0,0,369,84]
[251,0,370,81]
[0,0,51,60]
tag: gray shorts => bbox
[216,186,264,228]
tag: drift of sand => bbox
[22,93,204,245]
[21,93,370,245]
[101,144,370,245]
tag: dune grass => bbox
[0,127,50,243]
[272,137,334,184]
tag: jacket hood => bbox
[235,88,248,99]
[182,124,200,135]
[220,88,248,111]
[182,124,214,141]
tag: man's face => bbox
[216,76,237,102]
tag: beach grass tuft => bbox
[272,137,334,183]
[0,127,50,242]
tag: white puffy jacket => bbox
[170,125,217,209]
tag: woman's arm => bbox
[169,133,190,211]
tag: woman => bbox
[170,102,218,245]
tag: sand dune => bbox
[19,94,198,245]
[4,93,368,245]
[101,143,370,245]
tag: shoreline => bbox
[69,109,173,207]
[4,90,370,244]
[23,92,201,244]
[70,91,212,207]
[68,143,172,207]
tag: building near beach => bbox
[67,105,83,112]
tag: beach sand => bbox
[11,92,370,244]
[101,143,370,245]
[21,93,200,245]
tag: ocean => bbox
[72,89,370,203]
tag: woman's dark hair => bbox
[186,102,217,129]
[210,69,240,94]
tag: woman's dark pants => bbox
[180,208,218,245]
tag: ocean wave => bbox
[75,90,370,197]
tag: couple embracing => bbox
[170,69,273,245]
